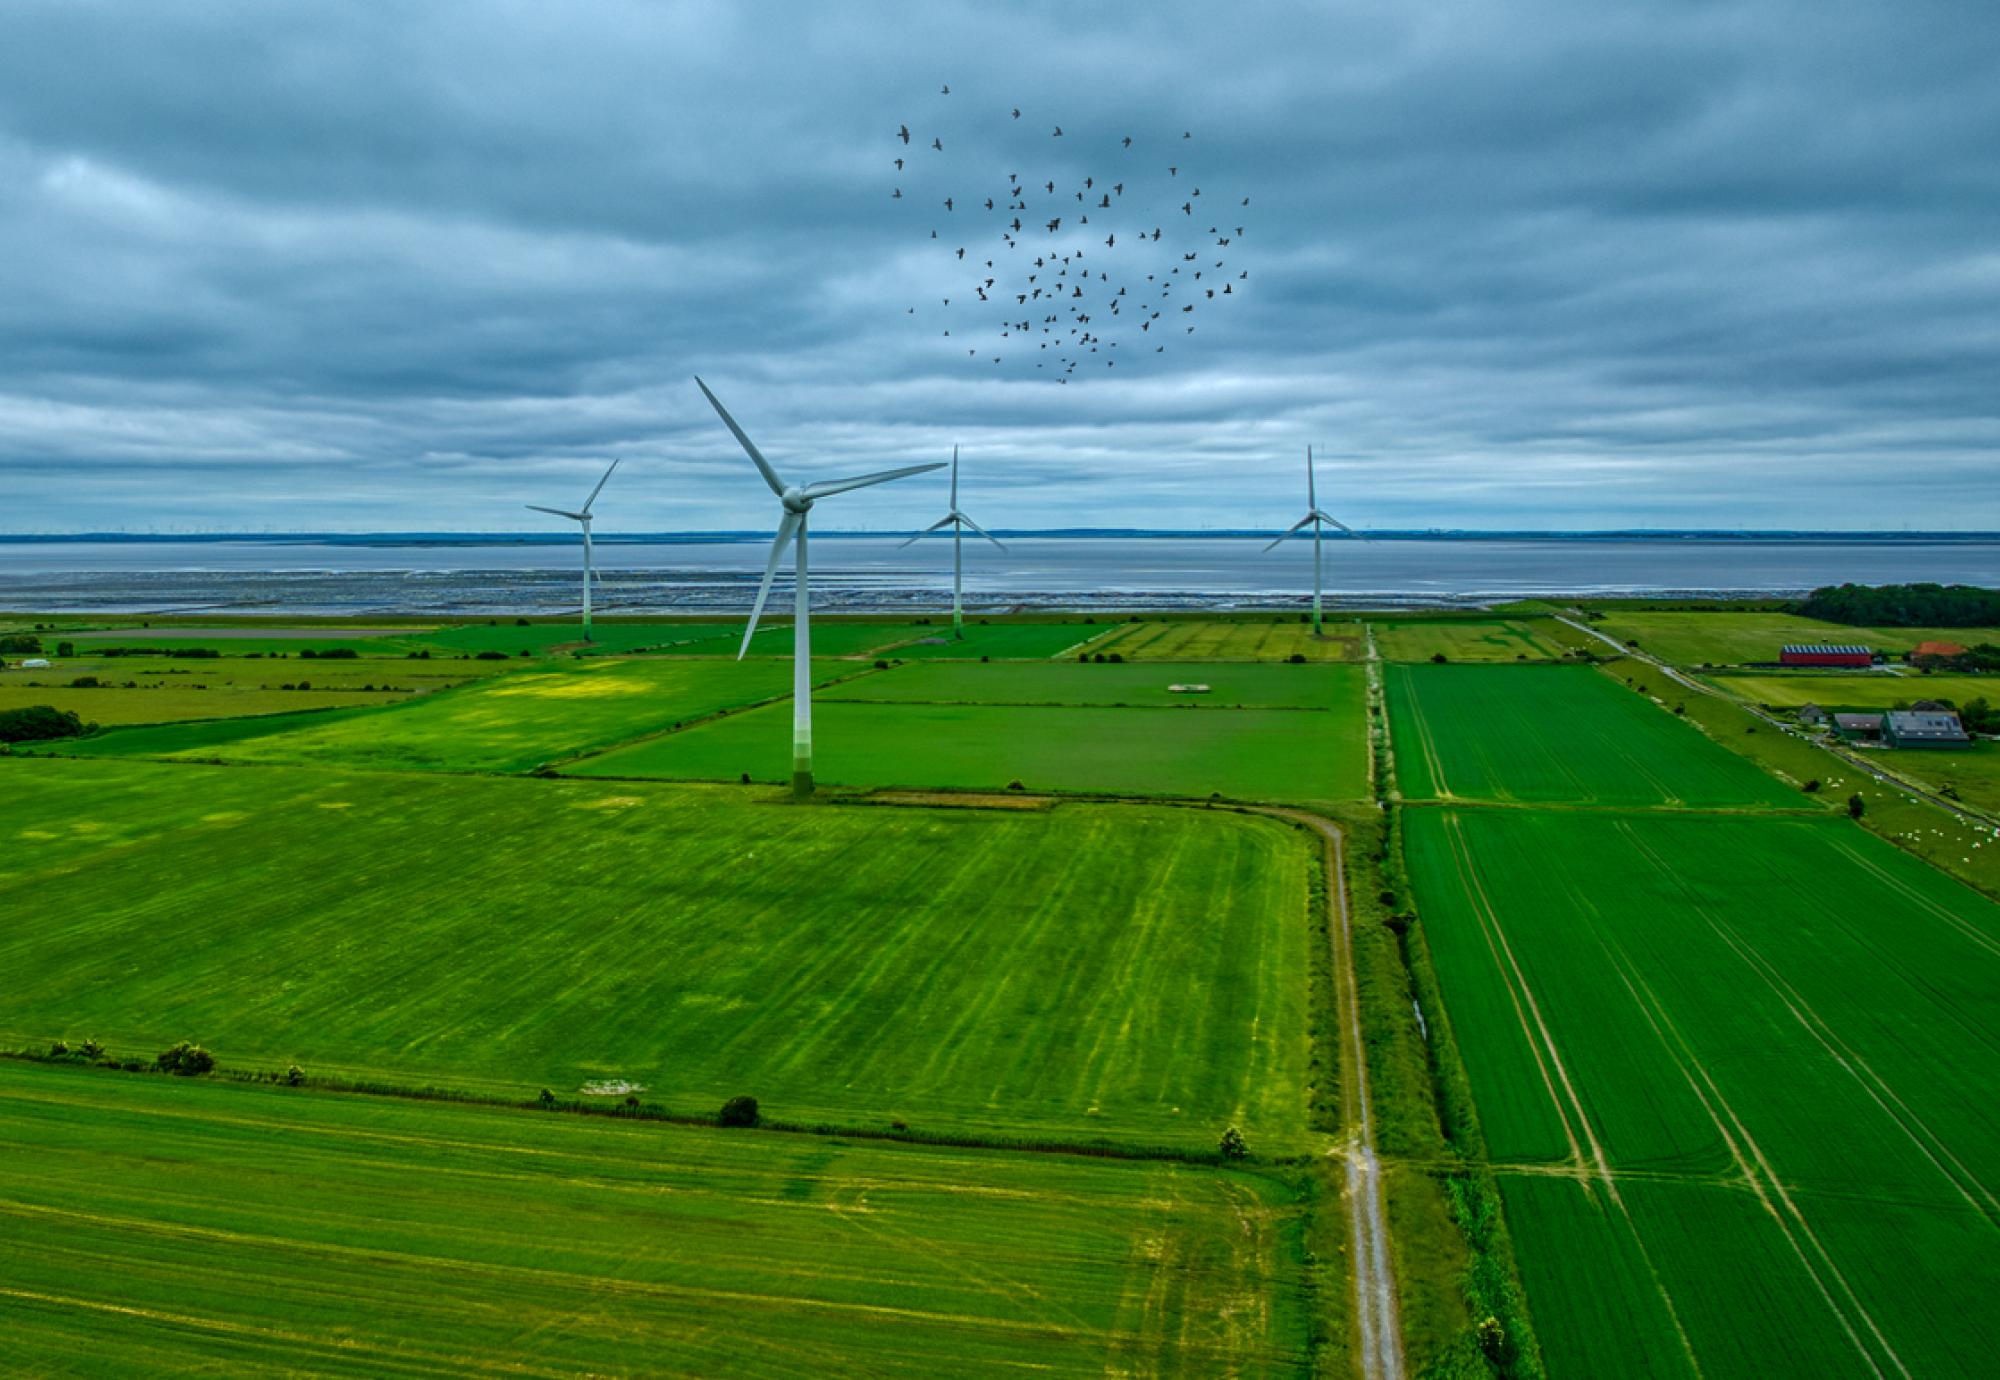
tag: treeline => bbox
[1796,582,2000,627]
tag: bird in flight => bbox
[1105,233,1115,247]
[1122,136,1132,147]
[894,157,904,170]
[1052,126,1063,136]
[944,197,954,210]
[932,137,943,150]
[1012,107,1021,119]
[898,125,910,144]
[941,83,951,94]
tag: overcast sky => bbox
[1,0,1996,533]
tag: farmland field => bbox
[52,657,837,772]
[0,1060,1312,1377]
[0,758,1314,1149]
[1708,671,2000,710]
[825,658,1363,709]
[574,699,1369,802]
[1386,663,1799,807]
[0,683,410,726]
[1403,807,2000,1377]
[1083,619,1363,662]
[1588,610,2000,666]
[1368,618,1565,663]
[888,622,1105,659]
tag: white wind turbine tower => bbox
[1264,447,1355,637]
[526,459,619,642]
[696,377,942,797]
[899,447,1005,640]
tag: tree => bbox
[0,634,42,654]
[1218,1126,1248,1159]
[1848,793,1866,820]
[0,706,87,743]
[718,1095,760,1127]
[156,1041,215,1075]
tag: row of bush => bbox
[0,705,92,743]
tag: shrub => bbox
[980,655,990,663]
[1107,652,1124,664]
[517,649,531,657]
[1092,652,1105,663]
[1006,779,1025,791]
[81,1037,104,1059]
[874,659,889,670]
[1078,652,1089,662]
[1218,1126,1248,1159]
[1286,653,1306,664]
[68,676,101,688]
[49,1039,69,1056]
[1378,889,1397,907]
[538,1088,557,1107]
[475,650,510,661]
[0,634,42,654]
[285,1064,306,1087]
[717,1095,760,1127]
[515,617,531,626]
[1848,793,1866,819]
[739,772,752,785]
[0,705,89,743]
[55,641,74,657]
[1802,779,1821,793]
[156,1041,215,1076]
[1431,652,1448,664]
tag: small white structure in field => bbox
[1167,683,1211,694]
[19,658,50,669]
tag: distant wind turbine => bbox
[526,459,619,642]
[1263,447,1354,637]
[695,378,942,797]
[899,447,1005,640]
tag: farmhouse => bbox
[1796,703,1829,727]
[1913,640,1966,660]
[1781,643,1874,668]
[1834,712,1884,740]
[1883,710,1972,749]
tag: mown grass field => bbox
[0,1060,1313,1377]
[1385,663,1800,807]
[825,658,1362,709]
[1708,671,2000,710]
[1368,618,1565,663]
[1083,619,1364,662]
[889,622,1105,659]
[1588,610,2000,666]
[574,699,1368,802]
[1403,806,2000,1378]
[0,759,1314,1150]
[50,657,835,772]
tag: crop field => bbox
[1368,618,1565,663]
[1082,619,1364,662]
[1588,610,2000,666]
[574,699,1369,802]
[52,657,837,772]
[825,658,1364,709]
[888,621,1105,660]
[1385,663,1799,807]
[0,759,1313,1149]
[0,1061,1312,1377]
[0,683,408,726]
[1707,671,2000,711]
[1403,807,2000,1377]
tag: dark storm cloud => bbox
[0,0,1995,531]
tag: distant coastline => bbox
[5,529,1999,547]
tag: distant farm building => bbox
[1834,712,1884,740]
[1167,683,1211,694]
[1884,710,1972,749]
[1796,703,1829,727]
[1781,644,1874,668]
[1913,640,1967,665]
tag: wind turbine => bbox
[526,459,619,642]
[899,447,1005,640]
[695,378,942,797]
[1264,447,1354,637]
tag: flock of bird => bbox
[893,87,1251,383]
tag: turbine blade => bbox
[1316,511,1357,536]
[738,511,801,658]
[950,445,959,508]
[581,458,619,514]
[695,377,786,497]
[1263,514,1315,552]
[957,512,1006,551]
[527,504,587,521]
[898,514,956,549]
[800,461,945,501]
[1306,445,1317,510]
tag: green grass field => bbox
[1403,807,2000,1378]
[1589,610,2000,667]
[50,657,837,772]
[1385,663,1799,807]
[0,1060,1312,1377]
[574,699,1369,802]
[0,759,1314,1150]
[887,622,1105,659]
[1368,619,1566,663]
[825,658,1361,709]
[1708,671,2000,710]
[1084,619,1364,662]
